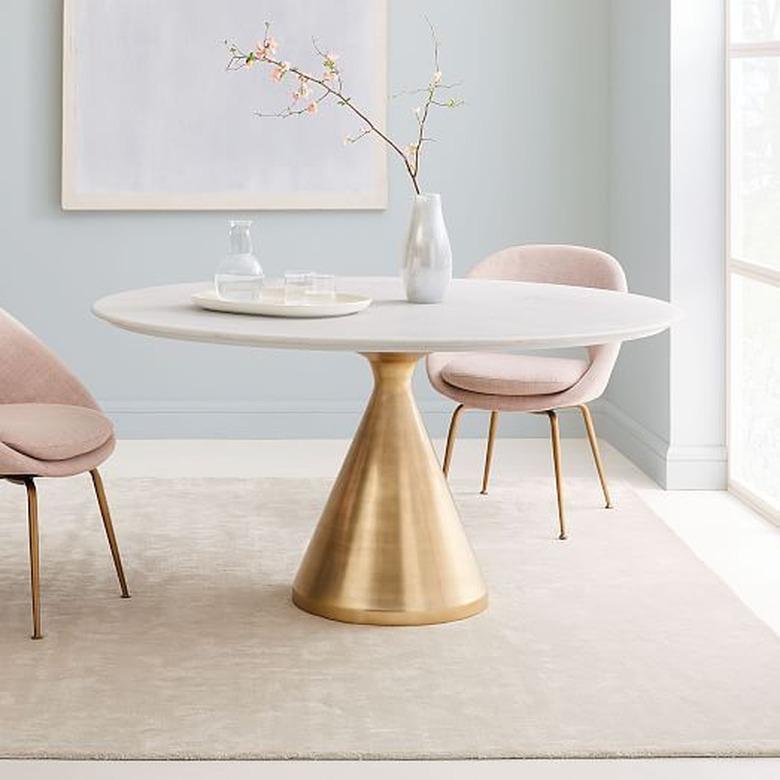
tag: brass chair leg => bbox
[546,411,567,541]
[90,469,130,598]
[442,404,465,477]
[25,478,42,640]
[578,404,613,509]
[480,412,499,495]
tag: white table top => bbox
[93,277,680,353]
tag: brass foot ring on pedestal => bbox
[292,590,488,627]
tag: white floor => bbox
[6,438,779,780]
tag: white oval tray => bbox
[192,288,372,319]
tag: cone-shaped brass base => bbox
[292,353,488,625]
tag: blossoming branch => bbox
[225,21,463,195]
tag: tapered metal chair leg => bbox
[481,412,499,495]
[546,411,567,541]
[579,404,613,509]
[90,469,130,598]
[443,404,465,478]
[25,478,42,640]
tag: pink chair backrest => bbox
[467,245,627,401]
[468,244,627,292]
[0,308,99,410]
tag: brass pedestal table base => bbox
[292,353,488,625]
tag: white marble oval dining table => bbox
[94,277,679,627]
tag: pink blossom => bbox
[271,62,290,82]
[255,35,279,60]
[433,70,443,85]
[306,101,319,114]
[291,77,310,103]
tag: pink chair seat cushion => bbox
[441,353,590,397]
[0,404,113,462]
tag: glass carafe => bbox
[215,220,264,301]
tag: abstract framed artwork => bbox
[62,0,387,211]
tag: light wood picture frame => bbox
[62,0,387,211]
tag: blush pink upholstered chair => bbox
[0,308,129,639]
[427,245,627,540]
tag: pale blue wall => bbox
[1,0,610,439]
[606,0,672,442]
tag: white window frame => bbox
[726,0,780,521]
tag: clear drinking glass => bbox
[284,271,315,304]
[306,274,337,301]
[215,220,264,301]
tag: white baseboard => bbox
[593,399,727,489]
[591,399,670,486]
[664,444,728,490]
[101,399,579,440]
[103,400,370,440]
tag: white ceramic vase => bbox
[402,193,453,304]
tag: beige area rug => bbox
[0,476,778,760]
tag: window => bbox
[728,0,780,520]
